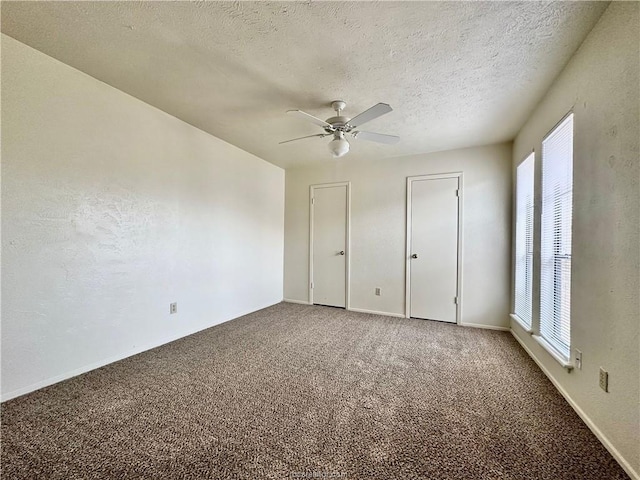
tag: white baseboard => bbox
[347,307,406,318]
[284,302,405,319]
[2,340,172,402]
[511,330,639,480]
[1,301,280,403]
[283,298,311,305]
[459,322,510,331]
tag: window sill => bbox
[532,335,574,371]
[510,314,533,333]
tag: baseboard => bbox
[1,301,281,403]
[347,307,406,318]
[459,322,510,331]
[284,302,404,318]
[511,330,639,480]
[283,298,311,305]
[1,340,175,402]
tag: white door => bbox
[311,184,348,308]
[408,176,460,322]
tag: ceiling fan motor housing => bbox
[324,116,351,133]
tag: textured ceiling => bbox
[1,1,608,169]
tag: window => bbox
[539,113,573,360]
[513,153,535,329]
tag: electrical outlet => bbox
[375,287,381,296]
[170,302,177,314]
[575,350,582,370]
[599,367,608,392]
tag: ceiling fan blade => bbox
[279,134,329,145]
[287,110,333,129]
[347,103,393,128]
[352,131,400,145]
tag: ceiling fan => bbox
[280,100,400,158]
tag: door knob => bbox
[411,254,418,259]
[339,251,345,255]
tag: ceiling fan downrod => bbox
[325,100,351,134]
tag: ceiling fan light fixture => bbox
[328,132,350,158]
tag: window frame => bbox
[511,152,535,332]
[535,112,574,366]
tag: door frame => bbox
[309,182,351,308]
[405,172,464,323]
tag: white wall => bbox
[1,35,285,400]
[284,143,512,329]
[511,3,639,478]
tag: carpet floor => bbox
[1,303,629,479]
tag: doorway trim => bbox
[405,172,464,323]
[309,182,351,308]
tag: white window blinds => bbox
[514,153,535,328]
[540,114,573,359]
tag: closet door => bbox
[311,183,348,308]
[408,176,460,322]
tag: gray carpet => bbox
[1,303,628,479]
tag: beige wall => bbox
[284,143,512,329]
[511,3,639,477]
[1,35,285,400]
